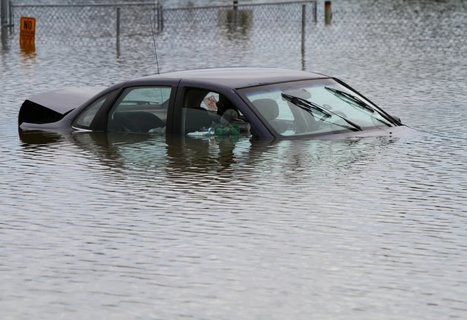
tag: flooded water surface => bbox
[1,0,467,319]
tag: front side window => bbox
[107,86,171,134]
[240,79,394,137]
[182,88,250,136]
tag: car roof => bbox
[133,67,328,89]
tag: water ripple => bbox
[2,0,467,319]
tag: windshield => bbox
[240,78,394,137]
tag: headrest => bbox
[252,99,279,121]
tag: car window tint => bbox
[108,86,171,134]
[182,88,250,136]
[73,94,108,129]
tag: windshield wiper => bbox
[281,93,362,131]
[324,86,392,126]
[325,87,375,112]
[281,92,331,118]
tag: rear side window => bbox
[73,94,108,129]
[107,86,172,134]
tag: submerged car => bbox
[18,68,403,140]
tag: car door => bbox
[105,85,173,134]
[172,82,273,139]
[74,80,178,134]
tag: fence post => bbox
[233,0,238,26]
[0,0,7,45]
[8,0,12,30]
[116,7,120,57]
[301,4,306,70]
[313,0,317,23]
[158,3,163,33]
[324,1,332,25]
[0,0,10,32]
[1,0,8,27]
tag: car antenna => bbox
[151,0,161,74]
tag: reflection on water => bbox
[18,130,406,176]
[2,0,467,319]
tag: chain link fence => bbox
[10,2,316,52]
[7,1,467,66]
